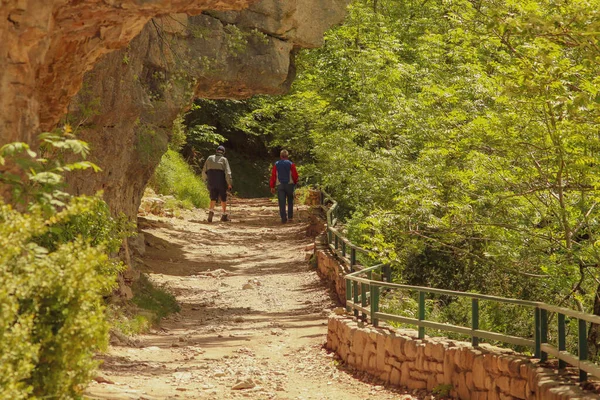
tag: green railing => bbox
[319,190,600,382]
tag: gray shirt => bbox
[202,154,232,186]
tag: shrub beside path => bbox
[87,198,423,400]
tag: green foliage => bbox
[0,130,127,399]
[131,274,180,322]
[106,305,152,336]
[149,149,210,208]
[0,127,100,213]
[188,124,226,147]
[309,0,600,301]
[225,24,248,56]
[170,114,187,152]
[224,148,272,198]
[432,383,453,398]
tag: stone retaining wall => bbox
[314,239,600,399]
[315,238,347,304]
[327,315,599,400]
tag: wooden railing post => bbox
[418,292,425,339]
[371,283,379,327]
[350,248,356,272]
[534,307,541,359]
[579,319,588,382]
[558,313,566,369]
[345,279,352,313]
[540,308,548,362]
[353,281,359,318]
[382,264,391,282]
[472,299,479,347]
[361,282,368,321]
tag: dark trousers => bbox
[277,183,295,222]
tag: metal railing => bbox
[319,190,600,382]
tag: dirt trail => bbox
[87,198,421,400]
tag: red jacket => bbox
[270,159,298,188]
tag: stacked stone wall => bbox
[315,239,347,304]
[327,315,600,400]
[314,239,600,399]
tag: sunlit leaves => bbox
[0,127,100,213]
[291,0,600,315]
[0,131,128,398]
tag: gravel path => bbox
[87,198,422,400]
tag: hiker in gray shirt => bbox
[202,145,233,222]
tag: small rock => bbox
[232,378,256,390]
[93,375,114,384]
[242,283,253,290]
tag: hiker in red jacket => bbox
[270,150,299,223]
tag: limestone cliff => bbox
[65,11,292,217]
[1,0,258,145]
[2,0,348,218]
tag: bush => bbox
[0,129,127,399]
[0,197,125,399]
[149,149,210,208]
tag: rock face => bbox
[1,0,256,145]
[64,1,348,218]
[1,0,348,218]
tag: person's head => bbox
[280,149,289,159]
[216,145,225,155]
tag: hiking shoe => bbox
[207,210,214,223]
[220,213,229,222]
